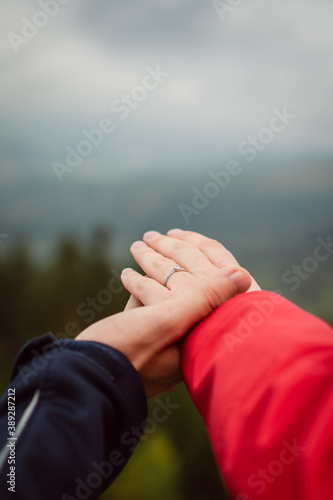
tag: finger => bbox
[95,268,251,361]
[77,268,252,393]
[142,231,217,275]
[167,229,261,292]
[147,268,252,345]
[121,268,171,305]
[246,277,262,292]
[124,294,143,311]
[167,229,239,268]
[130,240,194,289]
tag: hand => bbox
[76,269,251,398]
[121,229,260,310]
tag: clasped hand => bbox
[76,230,260,397]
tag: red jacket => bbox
[181,291,333,500]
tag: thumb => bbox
[148,268,251,344]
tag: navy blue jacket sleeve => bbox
[0,333,147,500]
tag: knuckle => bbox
[151,257,171,270]
[133,276,148,293]
[214,254,239,269]
[172,240,195,251]
[201,238,220,249]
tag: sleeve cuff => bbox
[11,333,147,416]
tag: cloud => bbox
[0,0,332,184]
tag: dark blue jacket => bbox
[0,333,147,499]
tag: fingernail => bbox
[143,231,161,239]
[122,268,134,277]
[229,271,249,292]
[131,241,147,249]
[167,228,182,235]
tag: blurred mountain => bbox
[1,163,332,257]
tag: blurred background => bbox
[0,0,332,498]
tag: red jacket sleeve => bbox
[181,291,333,500]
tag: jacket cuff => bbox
[11,333,147,414]
[180,291,288,413]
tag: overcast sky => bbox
[1,0,333,185]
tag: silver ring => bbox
[163,265,187,287]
